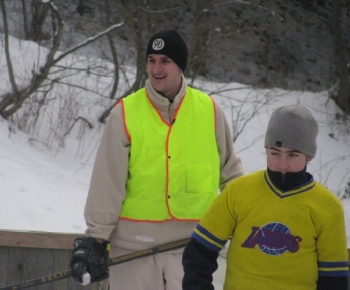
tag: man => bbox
[70,30,243,289]
[182,105,349,290]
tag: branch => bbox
[134,6,182,13]
[64,116,94,138]
[53,22,124,65]
[203,0,275,16]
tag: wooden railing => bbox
[0,230,107,290]
[1,230,350,290]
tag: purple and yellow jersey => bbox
[192,170,349,290]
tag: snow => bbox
[0,35,349,289]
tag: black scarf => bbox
[267,167,310,191]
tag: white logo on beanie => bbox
[152,38,164,50]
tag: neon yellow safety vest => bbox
[119,87,220,221]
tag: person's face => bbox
[266,146,312,174]
[146,54,182,100]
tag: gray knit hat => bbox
[146,30,188,71]
[264,105,319,157]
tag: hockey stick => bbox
[0,238,190,290]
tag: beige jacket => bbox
[84,76,244,250]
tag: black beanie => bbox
[146,30,188,71]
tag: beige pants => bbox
[109,245,184,290]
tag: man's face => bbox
[266,146,312,174]
[146,54,182,100]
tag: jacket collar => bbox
[264,168,315,198]
[145,74,187,107]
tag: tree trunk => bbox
[28,0,49,41]
[21,0,29,39]
[105,0,120,101]
[0,0,20,103]
[331,0,350,114]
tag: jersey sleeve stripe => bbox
[318,261,349,267]
[191,224,227,252]
[191,231,222,252]
[318,261,349,277]
[195,224,227,246]
[318,270,349,277]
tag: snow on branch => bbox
[53,22,124,65]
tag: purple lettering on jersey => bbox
[241,223,302,255]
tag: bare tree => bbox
[331,0,350,114]
[103,0,119,101]
[27,0,50,41]
[0,1,64,119]
[0,0,18,102]
[0,0,123,121]
[186,0,212,82]
[20,0,29,38]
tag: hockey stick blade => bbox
[0,238,190,290]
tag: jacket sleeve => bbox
[213,100,244,190]
[317,276,348,290]
[182,238,219,290]
[84,103,130,241]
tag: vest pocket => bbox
[185,163,214,194]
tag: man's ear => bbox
[307,156,313,162]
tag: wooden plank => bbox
[22,248,39,286]
[21,248,54,290]
[0,230,84,249]
[7,247,24,286]
[33,248,54,290]
[52,249,70,290]
[0,248,8,288]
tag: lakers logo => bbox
[241,222,302,255]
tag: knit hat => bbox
[264,105,319,157]
[146,30,188,71]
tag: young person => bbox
[182,104,349,290]
[70,30,244,289]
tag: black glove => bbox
[70,237,110,284]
